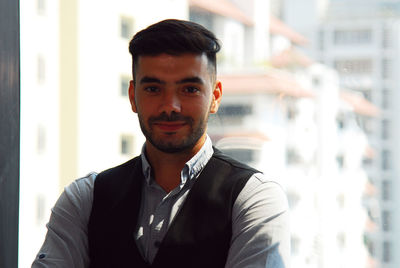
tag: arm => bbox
[225,173,290,268]
[32,173,96,268]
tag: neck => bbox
[145,136,206,192]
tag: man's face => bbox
[129,53,222,154]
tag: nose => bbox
[159,91,181,115]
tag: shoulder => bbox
[234,173,288,217]
[55,172,97,222]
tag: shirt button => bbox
[154,241,161,248]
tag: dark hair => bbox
[128,19,221,81]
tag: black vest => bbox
[88,149,258,268]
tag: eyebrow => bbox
[176,77,204,85]
[139,76,205,85]
[139,76,165,84]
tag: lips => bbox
[153,122,187,132]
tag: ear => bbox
[210,80,222,114]
[128,80,137,113]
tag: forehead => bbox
[135,53,211,77]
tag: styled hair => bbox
[128,19,221,81]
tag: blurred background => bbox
[19,0,400,267]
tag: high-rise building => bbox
[284,0,400,267]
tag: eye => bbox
[144,86,160,93]
[183,86,200,94]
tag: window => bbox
[333,29,372,45]
[287,192,300,209]
[337,114,345,129]
[37,55,45,83]
[334,59,372,74]
[286,147,301,165]
[381,89,390,109]
[37,125,46,154]
[382,210,391,232]
[336,154,344,169]
[120,75,130,97]
[336,232,346,250]
[337,193,345,209]
[120,135,134,155]
[364,235,375,257]
[382,27,391,49]
[120,17,134,39]
[36,194,46,225]
[37,0,46,15]
[291,236,300,255]
[221,148,257,164]
[382,59,391,79]
[359,88,372,102]
[381,119,389,140]
[382,150,391,170]
[382,180,391,201]
[318,29,324,50]
[286,104,297,120]
[383,241,391,263]
[217,104,253,125]
[218,104,252,117]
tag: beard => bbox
[138,111,209,154]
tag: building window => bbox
[120,17,134,39]
[336,154,345,169]
[382,59,391,79]
[359,88,372,102]
[364,235,375,257]
[36,194,46,225]
[286,104,297,121]
[336,232,346,250]
[217,104,253,125]
[362,157,373,168]
[318,30,324,51]
[381,119,390,140]
[221,148,257,164]
[120,135,134,156]
[333,29,372,45]
[120,75,130,97]
[287,192,300,209]
[382,27,391,49]
[381,89,390,109]
[37,55,45,84]
[218,104,253,117]
[286,147,301,165]
[382,210,391,232]
[37,0,46,15]
[382,150,391,170]
[334,59,372,74]
[291,236,300,255]
[337,193,345,209]
[382,180,391,201]
[37,125,46,154]
[383,241,391,263]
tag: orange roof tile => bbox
[340,91,380,117]
[271,48,314,68]
[218,72,314,98]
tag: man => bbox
[33,19,290,268]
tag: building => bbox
[284,0,400,267]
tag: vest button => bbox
[154,241,161,248]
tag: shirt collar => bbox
[140,135,214,186]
